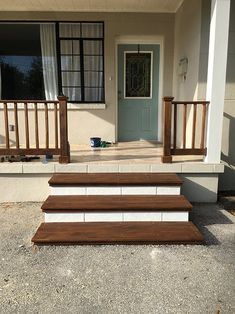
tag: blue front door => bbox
[118,44,160,141]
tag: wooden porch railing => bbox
[162,96,209,163]
[0,95,70,163]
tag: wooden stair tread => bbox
[49,173,183,186]
[32,221,204,245]
[42,195,192,212]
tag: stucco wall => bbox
[0,12,174,145]
[173,0,202,100]
[172,0,204,148]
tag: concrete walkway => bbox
[0,202,234,314]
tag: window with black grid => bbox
[58,22,104,103]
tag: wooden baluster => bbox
[45,102,49,149]
[173,103,177,150]
[54,102,58,149]
[4,102,10,149]
[200,102,207,149]
[183,104,187,149]
[161,96,174,163]
[34,103,39,149]
[192,103,197,149]
[14,102,19,149]
[58,95,70,163]
[24,102,30,149]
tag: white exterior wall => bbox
[173,0,202,100]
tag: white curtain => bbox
[83,40,103,102]
[60,24,81,101]
[40,24,58,100]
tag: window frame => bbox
[56,22,105,103]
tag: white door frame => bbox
[115,35,164,142]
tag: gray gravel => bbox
[0,202,235,314]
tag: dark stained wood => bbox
[161,96,174,163]
[183,103,187,149]
[0,148,60,155]
[45,102,49,149]
[41,195,192,212]
[3,102,9,149]
[32,221,204,245]
[162,99,209,162]
[58,95,70,163]
[49,173,183,186]
[34,102,39,149]
[2,100,58,103]
[173,103,177,149]
[54,103,58,149]
[0,100,66,161]
[172,101,210,105]
[192,103,197,149]
[24,102,30,149]
[171,148,206,155]
[200,102,207,149]
[14,102,20,149]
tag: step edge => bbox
[48,173,183,186]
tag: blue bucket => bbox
[90,137,101,147]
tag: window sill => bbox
[67,103,106,110]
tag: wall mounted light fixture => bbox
[178,57,188,81]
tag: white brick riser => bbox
[44,211,188,222]
[50,186,181,196]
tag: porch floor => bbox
[69,141,203,164]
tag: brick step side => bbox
[50,185,181,196]
[44,211,189,223]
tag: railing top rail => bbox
[0,100,59,104]
[172,101,210,105]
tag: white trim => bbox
[115,36,164,142]
[123,51,153,99]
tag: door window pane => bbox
[125,52,152,98]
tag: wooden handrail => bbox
[162,97,209,163]
[0,100,59,103]
[0,98,70,163]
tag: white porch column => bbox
[205,0,230,163]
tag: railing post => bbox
[161,96,174,163]
[58,95,70,164]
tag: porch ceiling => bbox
[0,0,183,13]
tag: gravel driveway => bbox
[0,202,234,314]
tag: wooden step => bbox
[49,173,183,186]
[32,221,204,245]
[42,195,192,212]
